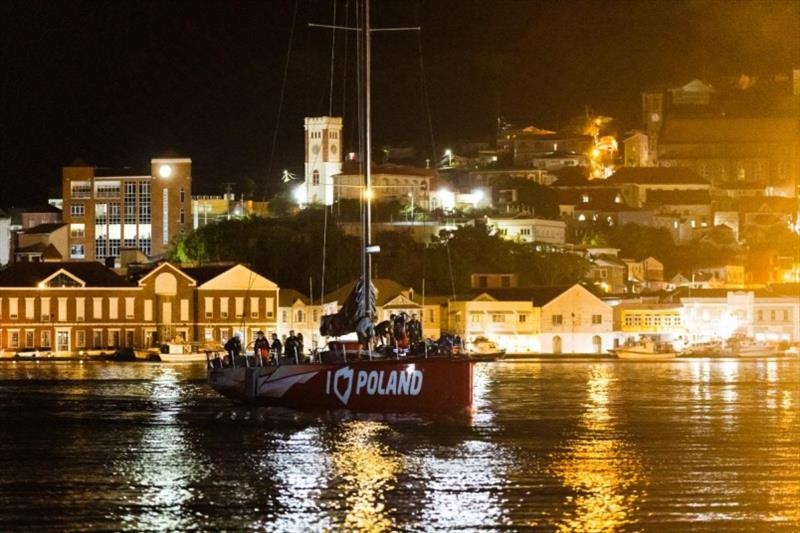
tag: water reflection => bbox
[326,421,401,531]
[550,365,644,532]
[114,366,211,531]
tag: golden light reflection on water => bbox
[550,365,644,532]
[765,374,800,524]
[329,421,401,532]
[115,367,210,531]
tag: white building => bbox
[303,116,343,206]
[486,217,566,245]
[681,289,800,342]
[539,284,615,354]
[277,289,323,351]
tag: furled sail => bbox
[319,278,376,340]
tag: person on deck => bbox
[408,313,422,346]
[285,330,299,362]
[224,334,242,364]
[270,333,282,361]
[254,331,270,365]
[296,332,305,361]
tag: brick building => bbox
[62,158,192,263]
[0,261,277,355]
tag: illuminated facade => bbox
[447,293,541,353]
[681,289,800,342]
[539,284,614,354]
[614,303,684,341]
[0,261,277,355]
[303,116,343,206]
[62,158,192,262]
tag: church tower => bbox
[304,116,343,205]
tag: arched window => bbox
[312,170,320,186]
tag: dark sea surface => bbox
[0,358,798,532]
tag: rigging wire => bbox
[415,4,437,163]
[328,0,338,115]
[266,0,300,183]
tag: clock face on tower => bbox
[311,144,320,155]
[330,144,338,155]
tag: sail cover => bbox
[320,278,376,340]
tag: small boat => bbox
[467,337,506,361]
[158,343,218,363]
[681,340,725,357]
[729,340,774,358]
[784,346,800,357]
[611,340,678,360]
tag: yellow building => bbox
[447,293,541,353]
[614,303,684,341]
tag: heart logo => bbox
[332,366,354,406]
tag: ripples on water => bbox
[0,359,798,531]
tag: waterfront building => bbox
[538,284,614,354]
[680,288,800,342]
[62,158,192,263]
[0,261,277,355]
[614,302,684,343]
[446,292,541,353]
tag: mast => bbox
[363,0,373,328]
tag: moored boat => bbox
[611,340,678,360]
[466,337,506,361]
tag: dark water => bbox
[0,359,798,531]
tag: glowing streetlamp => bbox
[158,164,172,178]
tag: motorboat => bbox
[207,1,475,415]
[681,340,725,357]
[728,339,774,358]
[466,337,506,361]
[158,343,220,363]
[610,340,678,360]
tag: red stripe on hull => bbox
[208,358,474,414]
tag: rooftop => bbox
[606,167,709,186]
[22,222,67,235]
[0,261,132,287]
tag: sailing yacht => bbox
[207,0,475,414]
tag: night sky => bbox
[1,0,798,205]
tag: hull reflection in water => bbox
[208,358,474,414]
